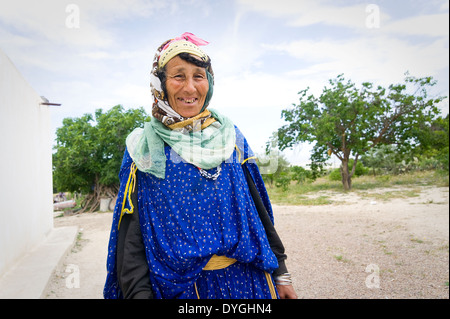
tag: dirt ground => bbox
[43,185,449,299]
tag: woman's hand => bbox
[276,284,298,299]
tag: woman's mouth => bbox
[178,97,198,104]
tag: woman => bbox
[104,33,297,299]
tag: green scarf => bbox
[126,109,236,179]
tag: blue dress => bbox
[104,127,279,299]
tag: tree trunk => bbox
[78,182,119,214]
[340,159,352,191]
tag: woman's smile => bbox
[177,97,198,104]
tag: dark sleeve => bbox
[116,186,154,299]
[242,164,289,277]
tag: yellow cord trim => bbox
[203,255,237,271]
[235,145,257,165]
[241,156,257,165]
[265,272,278,299]
[194,282,200,299]
[118,162,138,229]
[235,144,242,163]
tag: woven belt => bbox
[196,255,277,299]
[203,254,237,271]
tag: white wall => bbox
[0,49,53,277]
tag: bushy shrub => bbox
[290,166,312,184]
[275,172,291,191]
[329,160,369,181]
[329,168,342,181]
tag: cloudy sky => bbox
[0,0,448,165]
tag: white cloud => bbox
[382,13,449,37]
[0,0,171,50]
[237,0,449,38]
[262,34,449,88]
[236,0,390,29]
[0,0,111,47]
[80,51,113,60]
[213,72,301,110]
[112,84,153,108]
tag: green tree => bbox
[256,152,290,187]
[415,114,449,170]
[53,105,150,212]
[276,74,446,190]
[275,172,291,191]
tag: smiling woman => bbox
[103,32,297,300]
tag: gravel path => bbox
[43,186,449,299]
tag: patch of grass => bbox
[265,170,448,205]
[333,255,350,263]
[71,231,86,253]
[264,192,335,206]
[297,195,334,206]
[266,179,346,205]
[356,188,421,201]
[352,170,448,189]
[376,240,394,255]
[410,237,425,244]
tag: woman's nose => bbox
[183,77,196,93]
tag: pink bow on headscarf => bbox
[162,32,209,51]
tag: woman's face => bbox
[165,55,209,118]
